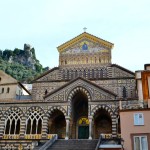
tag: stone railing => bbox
[47,134,58,139]
[2,134,20,139]
[39,134,58,150]
[3,134,58,140]
[25,134,42,139]
[101,134,121,139]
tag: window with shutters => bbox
[134,113,144,125]
[134,136,148,150]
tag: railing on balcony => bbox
[25,134,42,139]
[101,134,121,139]
[2,134,57,140]
[99,134,123,150]
[2,134,20,139]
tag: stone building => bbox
[120,64,150,150]
[0,70,31,101]
[0,32,137,149]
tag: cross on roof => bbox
[83,27,87,32]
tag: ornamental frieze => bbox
[61,39,110,55]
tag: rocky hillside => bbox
[0,44,47,83]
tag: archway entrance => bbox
[94,108,112,139]
[71,91,89,139]
[48,110,66,139]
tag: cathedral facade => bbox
[0,32,137,149]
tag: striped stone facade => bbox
[0,32,138,149]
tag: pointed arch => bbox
[46,106,66,139]
[25,106,45,134]
[67,86,92,103]
[91,105,113,118]
[4,107,23,135]
[91,105,115,138]
[46,106,67,117]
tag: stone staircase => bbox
[47,139,98,150]
[33,142,45,150]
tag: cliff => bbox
[0,44,47,83]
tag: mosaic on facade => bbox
[0,32,138,149]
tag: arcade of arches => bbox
[0,32,136,149]
[2,89,119,140]
[45,90,117,140]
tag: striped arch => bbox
[4,107,23,135]
[114,106,119,116]
[91,105,118,137]
[67,86,92,102]
[46,106,67,117]
[0,110,3,119]
[91,105,113,119]
[26,106,45,115]
[25,106,45,134]
[67,86,92,116]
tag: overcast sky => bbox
[0,0,150,72]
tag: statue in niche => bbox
[82,42,88,50]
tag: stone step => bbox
[33,142,45,150]
[48,139,98,150]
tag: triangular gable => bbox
[44,77,117,102]
[0,70,17,84]
[32,67,59,82]
[111,64,135,77]
[57,32,114,53]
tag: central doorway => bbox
[78,126,89,139]
[71,90,89,139]
[78,117,89,139]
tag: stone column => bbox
[111,115,117,138]
[65,116,70,140]
[88,116,93,140]
[42,115,49,139]
[0,117,5,139]
[20,115,27,139]
[135,71,143,107]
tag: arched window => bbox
[2,88,4,93]
[71,70,74,79]
[83,70,86,78]
[65,60,67,65]
[26,108,43,134]
[75,70,78,78]
[123,86,127,99]
[88,70,90,78]
[99,58,101,63]
[7,87,10,93]
[103,69,107,78]
[67,70,69,79]
[96,69,99,79]
[79,70,82,77]
[95,57,97,63]
[62,70,65,79]
[92,69,95,78]
[86,58,88,64]
[4,109,21,135]
[45,89,48,95]
[100,69,103,78]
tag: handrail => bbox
[95,135,102,150]
[39,134,58,150]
